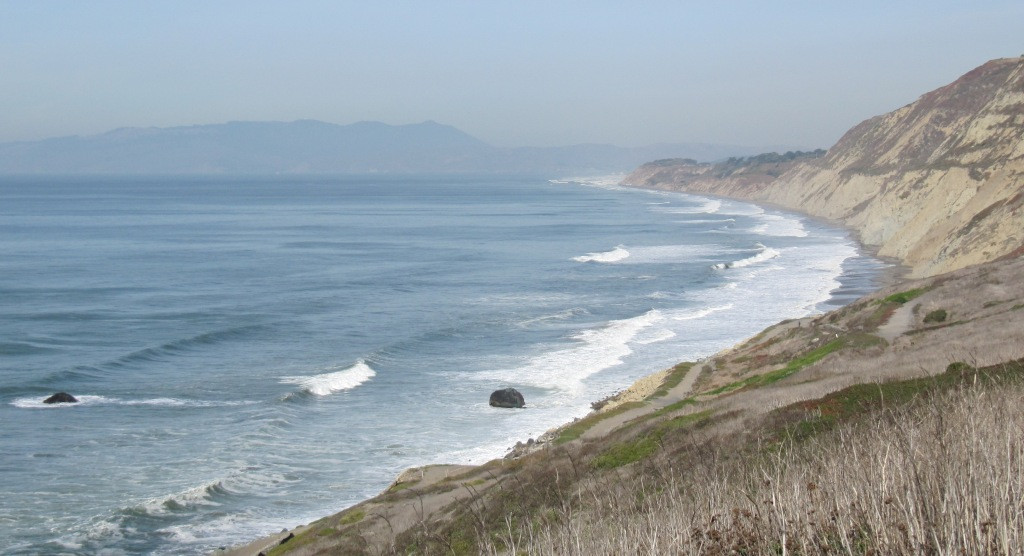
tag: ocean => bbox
[0,175,888,554]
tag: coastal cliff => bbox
[624,56,1024,278]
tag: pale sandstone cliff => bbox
[624,57,1024,278]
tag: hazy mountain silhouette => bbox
[0,120,769,175]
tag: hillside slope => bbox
[624,57,1024,278]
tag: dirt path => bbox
[878,303,915,344]
[583,359,705,439]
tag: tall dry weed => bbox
[486,379,1024,555]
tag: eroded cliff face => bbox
[624,57,1024,278]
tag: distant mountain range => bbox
[0,120,776,176]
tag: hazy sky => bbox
[1,1,1021,148]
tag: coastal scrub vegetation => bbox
[372,359,1021,555]
[553,402,644,445]
[262,315,1024,555]
[473,360,1024,555]
[650,362,692,397]
[881,287,928,305]
[714,149,827,178]
[593,409,713,470]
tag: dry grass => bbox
[484,370,1024,555]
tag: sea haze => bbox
[0,175,888,554]
[0,120,767,175]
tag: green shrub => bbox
[555,402,644,444]
[882,288,927,305]
[593,437,659,469]
[339,510,365,525]
[705,338,846,396]
[593,410,713,469]
[651,362,693,398]
[923,309,947,323]
[946,361,975,374]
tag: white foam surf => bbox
[713,244,781,269]
[625,244,736,263]
[279,360,376,396]
[751,214,808,237]
[675,218,736,225]
[553,174,628,189]
[576,244,738,265]
[132,479,227,516]
[634,328,677,345]
[515,307,590,328]
[485,309,666,392]
[669,304,734,321]
[572,245,630,263]
[717,201,765,216]
[11,395,256,409]
[656,199,722,214]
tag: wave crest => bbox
[280,360,376,396]
[10,395,256,409]
[751,214,808,237]
[101,325,268,371]
[572,245,630,263]
[670,304,734,321]
[656,199,722,214]
[483,310,666,392]
[713,244,781,269]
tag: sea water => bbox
[0,175,888,554]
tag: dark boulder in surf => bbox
[43,392,78,404]
[489,388,525,408]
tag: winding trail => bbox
[583,360,705,439]
[878,303,916,344]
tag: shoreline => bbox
[219,186,901,556]
[227,251,1024,554]
[623,183,910,287]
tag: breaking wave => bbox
[751,214,808,237]
[11,395,256,409]
[575,244,738,265]
[515,307,590,328]
[573,245,630,263]
[675,218,736,225]
[483,310,666,392]
[656,199,722,214]
[713,244,781,269]
[670,304,735,321]
[279,360,376,396]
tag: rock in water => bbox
[43,392,78,404]
[489,388,525,408]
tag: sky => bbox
[1,1,1022,149]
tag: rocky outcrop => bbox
[489,388,525,408]
[624,57,1024,278]
[43,392,78,404]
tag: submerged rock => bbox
[43,392,78,404]
[489,388,525,408]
